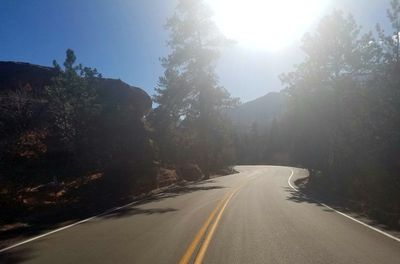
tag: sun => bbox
[207,0,329,51]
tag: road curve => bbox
[1,166,399,263]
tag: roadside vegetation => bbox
[0,50,155,228]
[149,0,239,178]
[1,0,400,240]
[0,0,237,234]
[234,1,400,227]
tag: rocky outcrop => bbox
[0,61,56,95]
[96,78,151,117]
[0,61,154,186]
[177,164,204,181]
[0,61,152,116]
[156,168,178,187]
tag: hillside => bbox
[229,92,286,131]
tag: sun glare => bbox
[207,0,329,51]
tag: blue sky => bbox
[0,0,391,102]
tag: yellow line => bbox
[178,194,230,264]
[194,189,239,264]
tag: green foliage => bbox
[46,49,101,151]
[151,0,239,174]
[1,49,155,196]
[45,49,155,186]
[233,1,400,225]
[0,88,46,159]
[0,77,49,188]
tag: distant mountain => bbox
[229,92,286,131]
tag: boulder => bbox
[157,168,178,187]
[178,164,204,181]
[0,61,154,186]
[0,61,152,116]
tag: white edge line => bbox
[3,169,398,253]
[0,195,155,253]
[287,169,298,191]
[288,168,400,243]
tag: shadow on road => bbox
[0,180,225,263]
[284,186,325,207]
[284,185,359,214]
[116,183,226,210]
[101,207,178,219]
[284,184,400,237]
[0,248,34,264]
[164,184,224,194]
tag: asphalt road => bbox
[1,166,399,263]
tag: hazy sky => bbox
[0,0,391,102]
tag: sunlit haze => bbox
[207,0,329,51]
[1,1,400,262]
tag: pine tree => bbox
[46,49,101,152]
[151,0,238,176]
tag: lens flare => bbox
[207,0,329,51]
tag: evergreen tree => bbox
[46,49,101,152]
[151,0,238,176]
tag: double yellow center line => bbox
[179,188,240,264]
